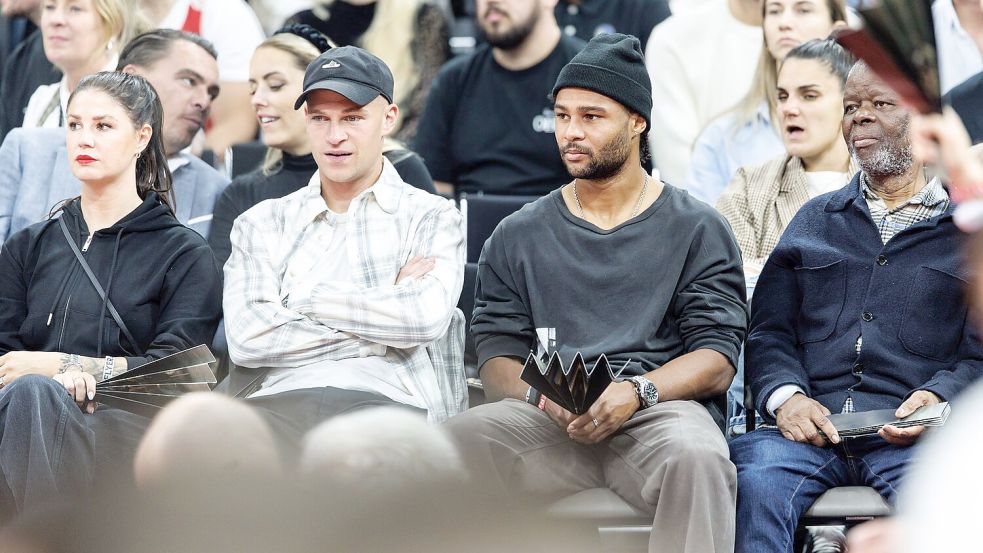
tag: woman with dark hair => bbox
[0,71,222,519]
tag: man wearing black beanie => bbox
[446,33,747,553]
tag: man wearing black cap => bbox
[445,34,747,553]
[223,46,467,448]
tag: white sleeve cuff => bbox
[767,385,805,417]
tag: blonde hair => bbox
[729,0,847,135]
[94,0,151,52]
[255,33,322,175]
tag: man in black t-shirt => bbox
[413,0,583,197]
[444,34,745,553]
[554,0,670,53]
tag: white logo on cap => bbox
[322,61,341,69]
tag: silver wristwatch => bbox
[629,376,659,409]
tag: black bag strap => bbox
[58,216,139,352]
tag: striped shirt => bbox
[223,159,467,422]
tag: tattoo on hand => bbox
[58,353,82,374]
[58,354,101,378]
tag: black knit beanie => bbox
[552,33,652,131]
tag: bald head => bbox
[133,393,281,487]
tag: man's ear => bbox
[631,112,647,136]
[120,64,140,76]
[381,103,400,137]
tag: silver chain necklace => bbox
[573,176,650,220]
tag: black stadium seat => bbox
[461,193,541,263]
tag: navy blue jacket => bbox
[748,173,983,423]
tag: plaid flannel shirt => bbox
[224,159,467,422]
[861,174,949,244]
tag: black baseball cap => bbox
[294,46,395,110]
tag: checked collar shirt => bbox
[223,158,467,422]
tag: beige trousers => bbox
[445,398,736,553]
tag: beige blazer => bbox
[715,154,859,267]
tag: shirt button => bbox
[877,255,887,266]
[862,311,874,322]
[564,24,577,36]
[567,4,578,14]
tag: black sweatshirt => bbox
[472,185,748,376]
[0,193,222,369]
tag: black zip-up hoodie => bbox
[0,193,222,368]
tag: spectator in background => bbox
[934,0,983,95]
[223,46,466,456]
[0,72,222,519]
[208,24,435,269]
[22,0,149,129]
[731,62,983,553]
[686,0,845,205]
[141,0,265,158]
[553,0,670,53]
[0,0,37,70]
[414,0,582,197]
[0,29,229,240]
[0,0,60,142]
[287,0,450,143]
[646,0,764,187]
[715,39,855,436]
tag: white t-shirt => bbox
[159,0,266,82]
[805,171,850,198]
[248,209,425,409]
[933,0,983,94]
[646,0,762,187]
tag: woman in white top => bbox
[23,0,149,129]
[685,0,847,205]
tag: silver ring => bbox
[0,374,6,387]
[592,418,599,428]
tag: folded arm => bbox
[224,216,371,369]
[297,202,465,349]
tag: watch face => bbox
[633,377,658,408]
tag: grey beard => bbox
[853,142,914,178]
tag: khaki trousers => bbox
[445,398,736,553]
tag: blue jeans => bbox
[727,272,762,437]
[730,427,913,553]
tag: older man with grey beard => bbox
[730,60,983,553]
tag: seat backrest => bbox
[228,140,267,179]
[462,194,540,263]
[456,262,480,374]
